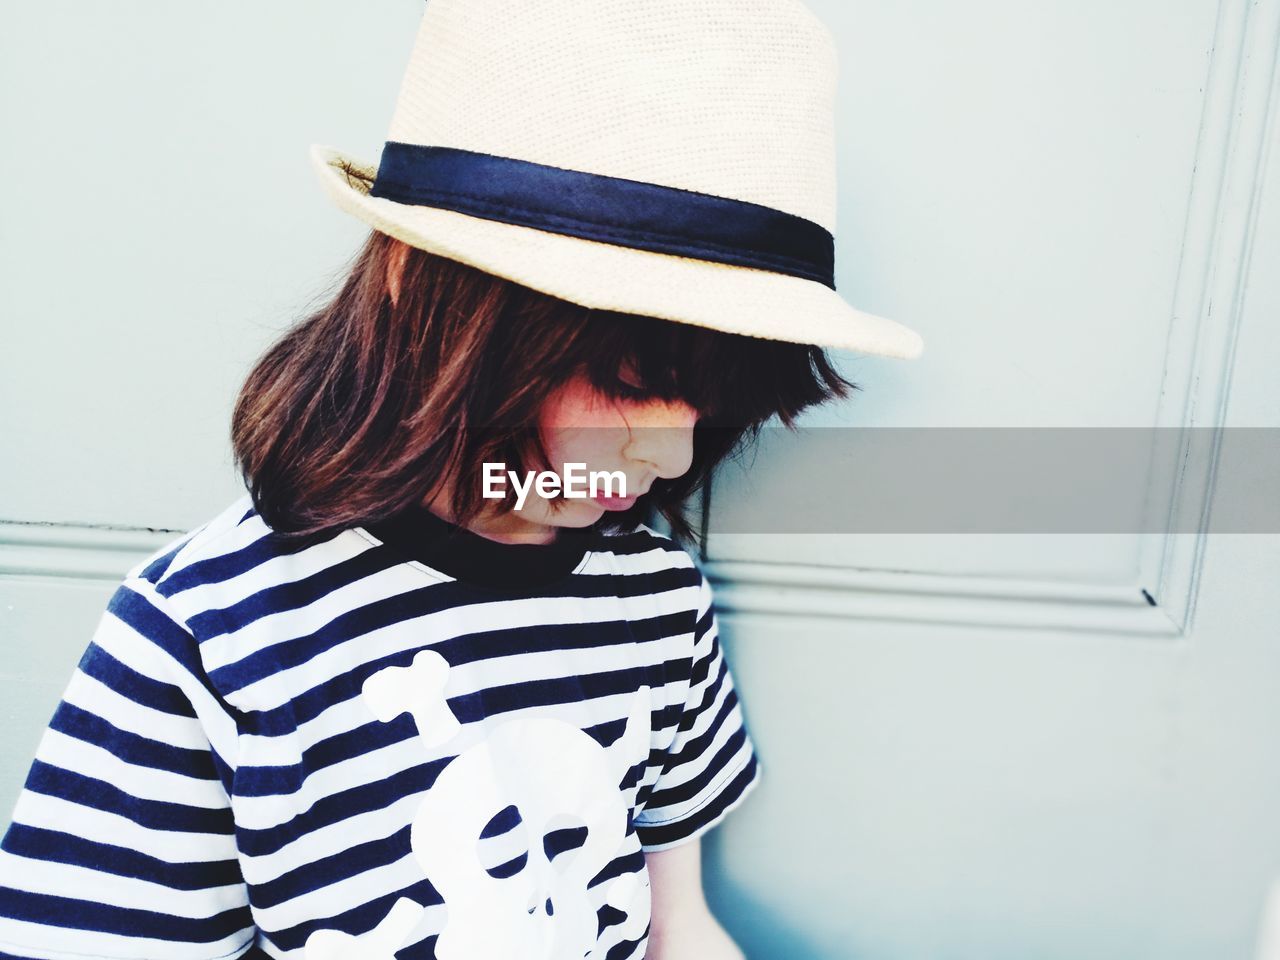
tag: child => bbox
[0,2,922,958]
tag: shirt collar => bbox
[361,502,597,590]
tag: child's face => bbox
[497,371,697,536]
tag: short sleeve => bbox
[0,577,257,960]
[634,569,763,852]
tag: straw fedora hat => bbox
[311,0,924,360]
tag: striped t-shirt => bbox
[0,492,761,960]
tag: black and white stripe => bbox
[0,493,760,959]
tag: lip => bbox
[592,493,640,511]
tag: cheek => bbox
[538,379,620,430]
[542,429,610,471]
[541,418,629,469]
[538,381,629,466]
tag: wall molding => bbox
[703,559,1181,637]
[0,522,177,583]
[702,0,1280,637]
[1139,0,1280,633]
[0,520,1187,636]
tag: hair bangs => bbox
[569,310,858,429]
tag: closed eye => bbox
[612,380,649,400]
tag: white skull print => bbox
[303,648,654,960]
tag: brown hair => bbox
[230,229,858,549]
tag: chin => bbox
[547,500,607,528]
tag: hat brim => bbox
[310,144,924,360]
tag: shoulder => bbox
[119,491,358,633]
[122,492,258,585]
[594,520,700,573]
[591,521,712,616]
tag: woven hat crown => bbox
[384,0,841,233]
[311,0,925,359]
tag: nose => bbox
[622,400,697,481]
